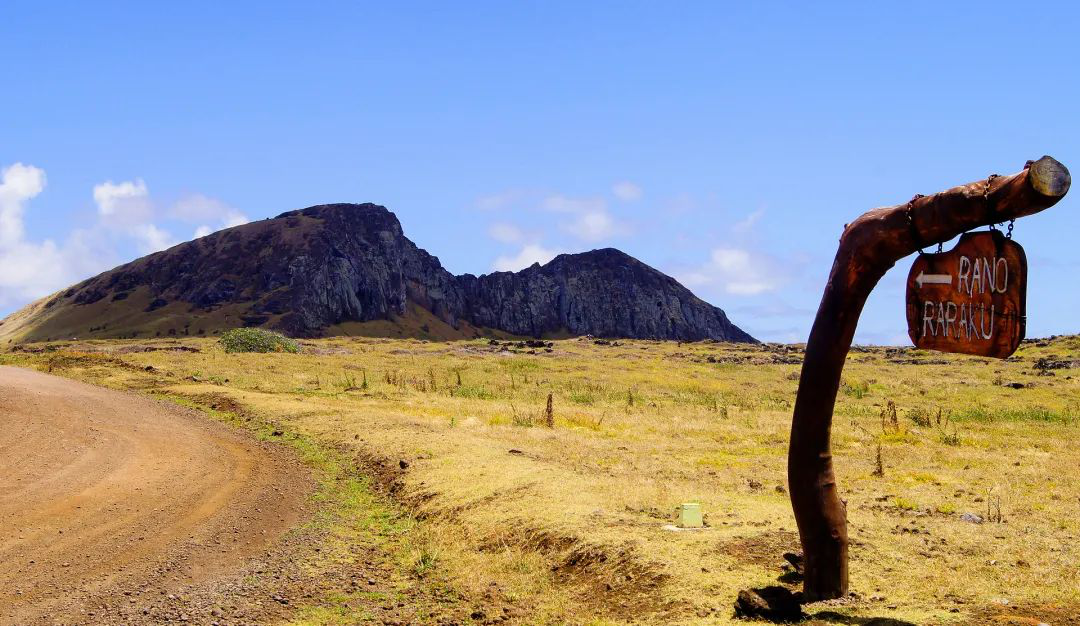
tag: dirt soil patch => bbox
[0,366,311,625]
[967,601,1080,625]
[715,529,801,569]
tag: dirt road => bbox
[0,366,309,624]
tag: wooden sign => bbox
[905,230,1026,358]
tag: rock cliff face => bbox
[0,203,755,343]
[457,248,753,341]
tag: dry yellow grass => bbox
[4,335,1079,624]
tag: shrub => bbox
[841,378,870,399]
[453,384,493,400]
[893,497,918,511]
[219,328,299,354]
[908,406,932,427]
[951,405,1071,424]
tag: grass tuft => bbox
[219,327,300,353]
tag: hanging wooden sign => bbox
[905,230,1026,358]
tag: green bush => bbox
[840,378,870,399]
[219,328,300,354]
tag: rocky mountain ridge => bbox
[0,203,755,344]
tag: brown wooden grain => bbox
[906,231,1026,358]
[790,156,1069,601]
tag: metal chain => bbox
[982,173,1015,238]
[985,173,1001,231]
[908,173,1015,255]
[906,194,926,254]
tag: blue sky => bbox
[1,2,1076,343]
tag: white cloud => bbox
[93,179,152,223]
[173,193,248,234]
[560,209,628,242]
[172,193,228,220]
[481,190,633,248]
[0,163,46,200]
[492,244,560,272]
[132,223,175,254]
[475,190,523,211]
[91,178,173,254]
[542,194,606,214]
[612,181,642,202]
[0,163,113,306]
[0,239,75,307]
[733,209,764,235]
[0,163,46,247]
[173,193,248,226]
[679,247,785,296]
[191,212,246,239]
[488,222,523,243]
[222,210,248,228]
[730,301,815,319]
[541,193,631,243]
[0,164,248,309]
[676,209,775,294]
[93,183,245,245]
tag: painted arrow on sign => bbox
[915,271,952,288]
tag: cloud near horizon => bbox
[0,163,104,306]
[481,182,638,271]
[679,247,785,295]
[172,193,249,239]
[675,209,797,297]
[542,193,631,242]
[492,243,560,272]
[612,181,642,201]
[487,222,524,244]
[0,162,247,310]
[93,178,174,253]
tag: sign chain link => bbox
[983,173,1014,237]
[905,194,927,254]
[911,172,1016,254]
[986,174,998,232]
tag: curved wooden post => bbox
[789,156,1071,601]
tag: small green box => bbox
[679,502,703,528]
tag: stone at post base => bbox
[733,586,803,622]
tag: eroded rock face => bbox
[41,204,755,341]
[258,204,467,336]
[457,248,754,342]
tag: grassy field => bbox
[4,334,1079,625]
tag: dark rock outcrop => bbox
[10,203,755,342]
[457,248,753,341]
[733,586,803,622]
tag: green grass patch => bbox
[950,405,1076,424]
[893,497,919,511]
[219,327,300,353]
[841,378,871,399]
[568,390,597,405]
[453,384,494,400]
[936,502,957,515]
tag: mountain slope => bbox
[0,204,755,344]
